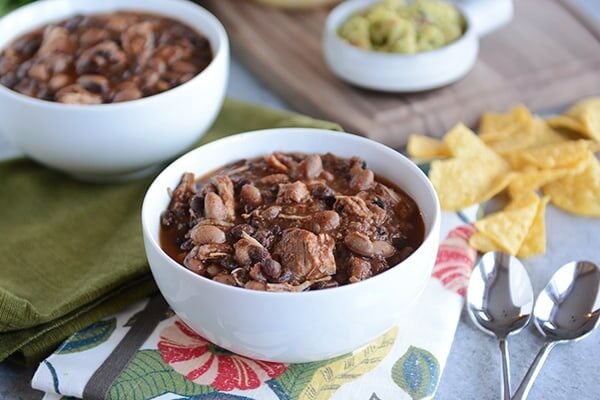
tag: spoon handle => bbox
[511,341,557,400]
[499,338,511,400]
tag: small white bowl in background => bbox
[323,0,513,92]
[142,128,441,362]
[0,0,229,181]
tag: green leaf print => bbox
[108,350,215,400]
[270,358,337,400]
[270,328,397,400]
[299,327,397,400]
[391,346,440,400]
[56,318,116,354]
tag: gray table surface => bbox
[2,7,600,399]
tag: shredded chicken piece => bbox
[212,175,236,221]
[273,228,336,281]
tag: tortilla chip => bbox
[487,132,535,155]
[565,97,600,141]
[518,196,550,258]
[542,153,600,217]
[479,105,533,143]
[519,140,593,169]
[429,124,511,211]
[474,193,540,255]
[507,165,585,199]
[483,113,569,156]
[407,134,451,161]
[545,115,586,135]
[469,232,501,253]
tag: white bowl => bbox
[142,128,441,362]
[0,0,229,181]
[323,0,513,92]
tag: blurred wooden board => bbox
[202,0,600,148]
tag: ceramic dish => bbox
[323,0,513,92]
[141,128,441,362]
[0,0,229,181]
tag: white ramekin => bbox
[141,128,441,362]
[323,0,513,92]
[0,0,229,181]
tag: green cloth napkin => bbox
[0,98,341,364]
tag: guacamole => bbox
[338,0,466,54]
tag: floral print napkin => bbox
[32,208,478,400]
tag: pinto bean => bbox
[309,211,340,233]
[190,224,226,245]
[260,258,282,279]
[249,263,267,283]
[113,87,142,102]
[240,184,262,207]
[48,73,72,91]
[39,26,75,56]
[76,41,127,75]
[344,232,374,256]
[79,27,110,48]
[299,154,323,179]
[349,257,372,283]
[183,248,206,274]
[213,273,236,286]
[245,280,267,291]
[55,84,102,104]
[121,22,155,65]
[27,63,49,81]
[155,45,184,65]
[204,192,227,221]
[260,206,281,221]
[172,60,197,74]
[372,240,395,258]
[43,53,73,74]
[349,168,374,191]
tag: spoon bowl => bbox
[467,252,534,339]
[533,261,600,342]
[512,261,600,400]
[467,251,534,400]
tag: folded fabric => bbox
[32,208,479,400]
[0,98,341,364]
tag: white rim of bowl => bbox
[325,0,475,60]
[0,0,228,110]
[142,128,441,297]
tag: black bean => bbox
[274,268,293,283]
[311,280,339,290]
[189,195,204,218]
[219,255,239,271]
[373,197,386,209]
[0,72,17,88]
[229,224,255,241]
[323,195,336,209]
[254,229,275,248]
[64,15,85,32]
[269,225,283,239]
[248,246,270,263]
[179,238,195,252]
[260,258,281,279]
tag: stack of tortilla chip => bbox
[408,97,600,258]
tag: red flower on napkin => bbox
[432,225,477,297]
[158,319,287,391]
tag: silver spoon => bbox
[467,252,534,400]
[511,260,600,400]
